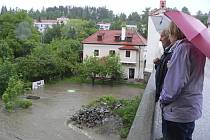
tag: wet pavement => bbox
[154,58,210,140]
[193,58,210,140]
[0,83,143,140]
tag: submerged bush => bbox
[2,75,32,112]
[16,99,32,109]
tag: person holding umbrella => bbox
[159,22,206,140]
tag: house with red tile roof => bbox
[82,27,147,80]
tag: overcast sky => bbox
[0,0,209,15]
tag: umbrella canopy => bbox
[164,10,210,58]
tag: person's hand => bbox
[153,58,160,64]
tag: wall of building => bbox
[145,16,163,72]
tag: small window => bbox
[125,50,130,57]
[94,50,99,56]
[109,50,115,56]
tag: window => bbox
[109,50,115,56]
[94,50,99,56]
[125,50,130,57]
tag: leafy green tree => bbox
[79,56,100,86]
[110,16,124,30]
[50,39,80,76]
[181,6,191,15]
[0,40,14,62]
[1,6,7,14]
[138,7,150,38]
[0,61,16,96]
[105,55,122,81]
[43,24,62,43]
[0,11,40,57]
[62,19,97,41]
[127,12,141,25]
[80,55,123,86]
[16,45,62,81]
[196,10,208,25]
[16,39,80,81]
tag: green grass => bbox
[114,96,140,138]
[125,82,146,89]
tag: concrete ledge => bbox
[127,71,156,140]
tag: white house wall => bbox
[119,50,137,63]
[83,44,119,59]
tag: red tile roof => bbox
[82,30,147,46]
[119,45,138,50]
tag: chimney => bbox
[121,26,126,41]
[160,0,166,9]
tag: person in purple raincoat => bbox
[159,22,206,140]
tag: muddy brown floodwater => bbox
[0,82,144,140]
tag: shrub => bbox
[2,75,32,111]
[16,99,32,109]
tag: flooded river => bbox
[0,82,143,140]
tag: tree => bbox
[127,12,141,25]
[138,7,150,38]
[196,10,208,25]
[79,56,100,86]
[0,40,14,62]
[110,16,124,30]
[105,55,122,81]
[80,55,123,86]
[0,11,40,57]
[1,6,7,14]
[43,24,62,43]
[0,61,16,96]
[181,6,191,15]
[61,19,97,41]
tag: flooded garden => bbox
[0,82,144,140]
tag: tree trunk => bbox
[91,77,95,86]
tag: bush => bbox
[115,96,140,138]
[16,99,32,109]
[2,75,32,111]
[119,127,130,138]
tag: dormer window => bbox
[126,36,133,42]
[114,35,121,42]
[97,35,103,41]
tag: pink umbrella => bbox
[164,10,210,58]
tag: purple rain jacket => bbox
[159,39,206,123]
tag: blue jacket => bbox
[160,39,206,123]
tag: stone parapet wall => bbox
[127,71,156,140]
